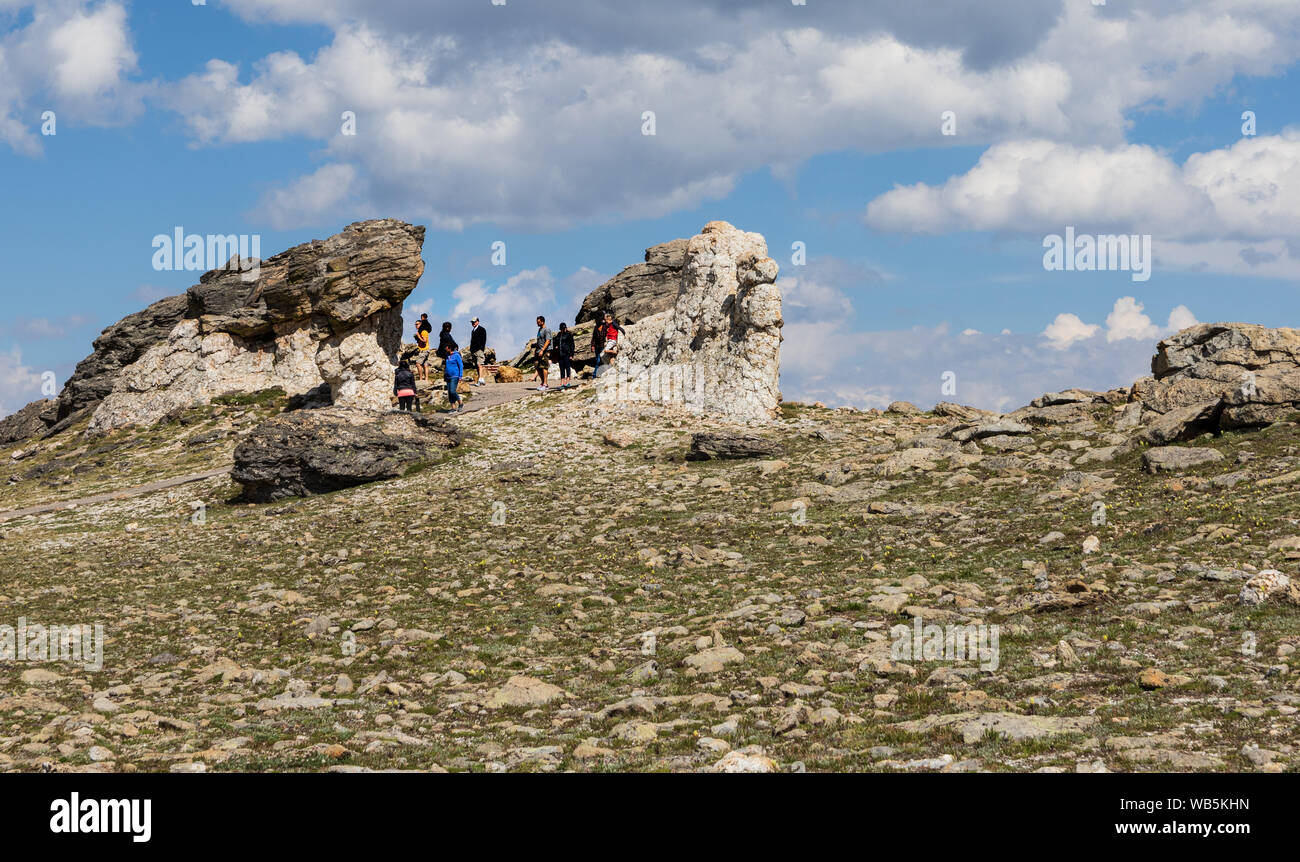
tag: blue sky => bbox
[1,0,1298,416]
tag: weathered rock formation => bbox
[58,295,190,424]
[1128,323,1300,442]
[232,408,463,503]
[88,220,425,433]
[576,238,688,326]
[592,221,783,422]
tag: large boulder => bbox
[1134,323,1300,431]
[576,238,688,326]
[593,221,783,421]
[88,220,426,433]
[1141,446,1225,473]
[232,408,463,503]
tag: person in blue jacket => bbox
[444,348,464,412]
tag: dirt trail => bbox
[0,467,230,522]
[451,380,588,414]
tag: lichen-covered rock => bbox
[1239,570,1300,607]
[593,221,782,421]
[231,407,462,503]
[1141,445,1224,473]
[88,220,425,433]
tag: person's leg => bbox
[537,355,548,388]
[450,377,461,409]
[592,351,601,379]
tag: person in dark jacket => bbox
[437,321,458,357]
[468,317,488,386]
[393,360,417,412]
[590,314,608,378]
[555,322,576,385]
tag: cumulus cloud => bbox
[1042,313,1100,351]
[869,133,1300,241]
[0,346,46,418]
[254,163,360,230]
[0,1,141,154]
[867,131,1300,276]
[149,0,1300,229]
[448,267,560,356]
[164,24,1078,229]
[220,0,1063,69]
[1042,297,1198,351]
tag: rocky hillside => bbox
[0,319,1297,772]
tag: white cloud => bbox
[1043,313,1100,350]
[254,163,359,230]
[150,0,1300,228]
[868,134,1300,241]
[46,2,136,99]
[0,346,46,418]
[0,1,141,154]
[1167,304,1199,332]
[1043,297,1198,353]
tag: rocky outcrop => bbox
[232,408,463,503]
[57,295,190,424]
[1131,323,1300,436]
[593,221,782,422]
[1,294,188,441]
[89,220,425,433]
[0,399,56,446]
[576,238,688,326]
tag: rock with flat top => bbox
[232,407,462,502]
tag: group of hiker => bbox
[530,311,625,391]
[394,314,489,412]
[394,310,627,409]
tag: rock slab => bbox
[232,407,462,502]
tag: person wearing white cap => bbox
[469,316,488,386]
